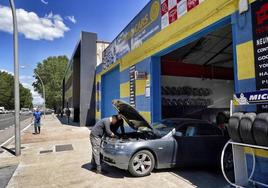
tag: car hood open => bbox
[112,99,152,131]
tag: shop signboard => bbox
[102,0,205,69]
[102,0,161,69]
[160,0,205,29]
[234,90,268,105]
[251,0,268,90]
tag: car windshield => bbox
[152,122,176,137]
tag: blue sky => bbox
[0,0,149,104]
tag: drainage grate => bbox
[40,150,53,154]
[55,144,73,152]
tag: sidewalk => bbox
[0,115,227,188]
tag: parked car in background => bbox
[20,108,32,115]
[101,100,233,177]
[0,107,8,114]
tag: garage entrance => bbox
[101,66,120,118]
[160,24,234,123]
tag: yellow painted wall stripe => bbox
[236,41,256,80]
[120,82,130,98]
[96,111,100,119]
[140,111,151,123]
[118,0,239,71]
[244,147,268,158]
[136,79,147,96]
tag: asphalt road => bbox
[0,113,32,146]
[0,113,31,131]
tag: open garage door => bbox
[101,66,120,118]
[160,24,234,124]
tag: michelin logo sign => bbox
[234,90,268,105]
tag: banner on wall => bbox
[233,90,268,105]
[102,0,206,70]
[102,0,162,69]
[251,0,268,90]
[160,0,204,29]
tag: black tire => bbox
[223,145,235,182]
[239,113,256,144]
[128,150,155,177]
[227,113,243,142]
[253,113,268,147]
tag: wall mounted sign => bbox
[251,0,268,90]
[234,90,268,105]
[129,66,136,107]
[134,71,147,80]
[102,0,205,70]
[102,0,161,69]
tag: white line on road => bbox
[0,122,33,147]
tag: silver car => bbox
[101,100,230,177]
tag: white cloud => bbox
[41,0,48,5]
[0,5,69,40]
[20,75,44,105]
[0,69,13,75]
[65,15,76,24]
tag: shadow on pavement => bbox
[81,162,131,179]
[1,146,15,156]
[56,115,80,127]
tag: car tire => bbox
[227,113,244,142]
[253,113,268,147]
[239,113,256,144]
[128,150,155,177]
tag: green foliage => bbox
[0,71,33,109]
[32,55,68,110]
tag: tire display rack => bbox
[221,100,268,188]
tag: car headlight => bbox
[114,144,125,150]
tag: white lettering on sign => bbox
[259,71,268,76]
[249,94,268,101]
[257,46,268,53]
[257,36,268,46]
[258,54,268,61]
[259,63,268,68]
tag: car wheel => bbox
[223,146,235,182]
[128,150,155,177]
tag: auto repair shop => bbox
[95,0,268,186]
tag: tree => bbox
[0,71,33,109]
[32,55,68,110]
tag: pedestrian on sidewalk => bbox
[65,108,71,124]
[90,115,118,174]
[32,108,42,134]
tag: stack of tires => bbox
[227,113,268,146]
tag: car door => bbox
[194,124,227,166]
[174,123,226,167]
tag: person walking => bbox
[66,108,71,124]
[33,108,42,134]
[90,115,118,174]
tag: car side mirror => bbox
[175,131,182,137]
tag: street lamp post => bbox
[35,73,46,118]
[9,0,20,156]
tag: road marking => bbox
[0,122,33,147]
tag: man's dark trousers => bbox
[90,134,102,171]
